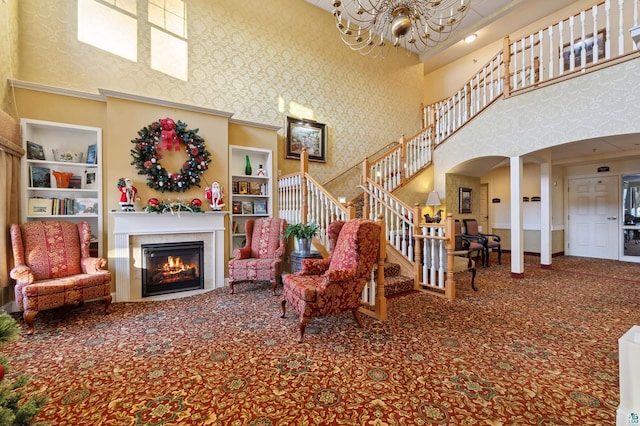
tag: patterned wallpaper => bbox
[0,1,19,114]
[16,0,424,184]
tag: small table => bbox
[290,250,323,273]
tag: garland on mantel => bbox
[143,198,204,214]
[130,118,211,193]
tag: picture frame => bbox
[253,199,267,215]
[241,201,253,215]
[562,29,605,71]
[84,170,97,189]
[459,187,472,214]
[238,181,248,194]
[286,116,327,163]
[86,144,97,164]
[26,141,45,160]
[28,198,52,216]
[75,198,99,215]
[30,165,51,188]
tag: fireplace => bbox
[142,242,204,297]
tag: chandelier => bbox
[332,0,472,58]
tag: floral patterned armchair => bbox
[228,217,287,296]
[281,219,381,343]
[9,220,112,335]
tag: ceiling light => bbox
[332,0,472,58]
[464,33,477,43]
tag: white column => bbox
[540,161,552,267]
[510,156,524,276]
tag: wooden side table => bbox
[290,250,323,273]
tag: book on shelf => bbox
[241,201,253,215]
[253,199,267,215]
[75,198,99,214]
[28,198,52,215]
[249,182,262,195]
[232,181,239,194]
[86,144,97,164]
[30,165,51,188]
[232,201,242,214]
[26,141,45,160]
[238,181,248,194]
[232,221,239,234]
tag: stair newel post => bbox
[503,36,512,98]
[375,215,387,320]
[413,203,423,291]
[346,201,356,220]
[445,213,456,300]
[399,134,407,187]
[301,148,309,224]
[361,157,370,220]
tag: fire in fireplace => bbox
[142,241,204,297]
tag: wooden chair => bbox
[455,219,484,268]
[463,218,502,267]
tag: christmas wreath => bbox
[130,118,211,193]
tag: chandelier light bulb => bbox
[333,0,472,58]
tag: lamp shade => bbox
[426,191,442,207]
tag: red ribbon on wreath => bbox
[159,117,180,151]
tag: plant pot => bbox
[297,238,312,253]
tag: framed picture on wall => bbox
[459,187,472,214]
[286,116,327,162]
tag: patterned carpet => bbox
[3,254,640,425]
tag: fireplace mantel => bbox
[110,211,227,302]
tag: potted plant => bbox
[283,222,320,253]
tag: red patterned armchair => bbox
[9,220,112,335]
[281,219,381,343]
[228,217,287,295]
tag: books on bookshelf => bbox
[253,199,267,215]
[30,166,51,188]
[75,198,99,214]
[232,201,242,214]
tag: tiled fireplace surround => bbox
[110,212,227,302]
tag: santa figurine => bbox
[117,177,139,212]
[205,181,225,210]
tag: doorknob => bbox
[607,216,617,220]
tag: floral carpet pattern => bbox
[3,255,639,425]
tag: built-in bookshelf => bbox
[229,145,272,253]
[20,119,103,256]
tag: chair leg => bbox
[23,310,37,335]
[270,280,277,296]
[352,309,364,328]
[497,247,502,265]
[485,248,490,267]
[104,294,113,313]
[280,299,287,318]
[470,267,477,291]
[229,281,235,294]
[298,317,310,344]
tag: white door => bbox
[568,176,619,259]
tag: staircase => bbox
[379,261,414,298]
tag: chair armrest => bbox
[299,258,330,275]
[462,233,487,244]
[324,269,356,283]
[479,232,501,242]
[9,265,34,284]
[81,257,108,274]
[232,246,251,259]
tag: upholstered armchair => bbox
[9,220,112,335]
[228,217,287,295]
[463,218,502,267]
[281,219,381,343]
